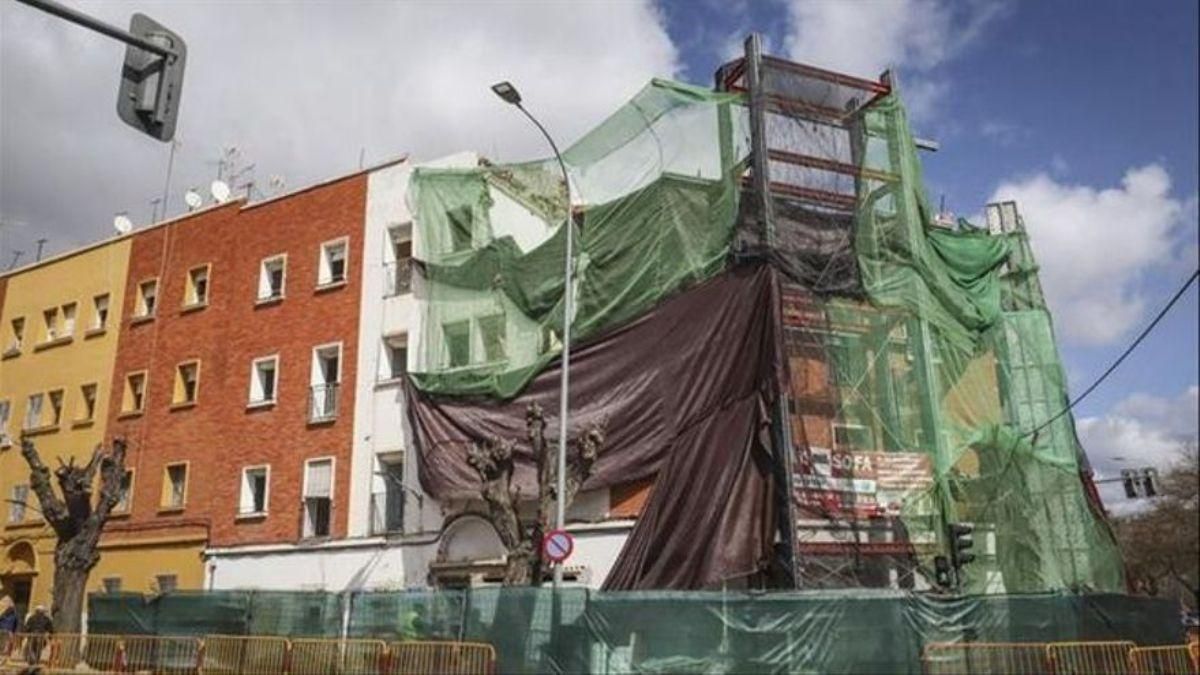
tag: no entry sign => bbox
[542,529,574,563]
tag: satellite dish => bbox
[113,213,133,235]
[210,180,231,203]
[184,189,203,210]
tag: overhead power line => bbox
[1024,269,1199,440]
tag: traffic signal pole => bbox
[14,0,176,59]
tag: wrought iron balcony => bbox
[308,383,339,423]
[384,258,413,297]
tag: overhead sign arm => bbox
[15,0,187,142]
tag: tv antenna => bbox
[35,238,48,261]
[7,251,23,270]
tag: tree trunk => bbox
[50,563,90,634]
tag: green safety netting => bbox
[87,590,343,637]
[407,79,750,398]
[88,588,1184,674]
[404,62,1124,596]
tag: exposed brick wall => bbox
[106,174,367,548]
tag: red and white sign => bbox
[541,529,574,564]
[795,447,934,517]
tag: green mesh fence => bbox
[87,588,1183,673]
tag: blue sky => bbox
[2,0,1195,502]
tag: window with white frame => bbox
[8,484,28,523]
[162,463,188,509]
[258,255,286,301]
[239,466,269,515]
[185,265,210,307]
[92,294,110,331]
[42,307,60,342]
[442,320,470,369]
[154,574,178,593]
[123,372,147,413]
[173,361,200,406]
[381,333,407,381]
[48,389,64,426]
[0,400,11,445]
[137,279,158,317]
[23,393,44,430]
[6,317,24,353]
[385,226,413,296]
[302,458,333,538]
[317,239,348,286]
[61,303,77,337]
[309,345,341,422]
[102,577,123,594]
[248,356,279,405]
[478,314,506,363]
[78,383,98,422]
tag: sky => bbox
[1,0,1197,511]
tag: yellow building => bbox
[0,237,131,620]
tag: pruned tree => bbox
[1114,442,1199,608]
[467,403,603,585]
[18,435,128,633]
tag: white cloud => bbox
[781,0,1006,123]
[1077,386,1198,515]
[990,164,1195,345]
[0,1,678,260]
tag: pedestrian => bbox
[22,605,52,666]
[0,596,18,655]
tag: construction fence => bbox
[0,632,494,674]
[923,640,1199,674]
[83,588,1188,673]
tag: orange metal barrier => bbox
[1129,645,1198,675]
[922,641,1050,674]
[1047,640,1138,675]
[289,637,388,675]
[120,634,202,673]
[200,634,289,674]
[389,640,497,675]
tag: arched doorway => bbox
[1,540,39,621]
[429,514,507,588]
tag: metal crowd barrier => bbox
[923,640,1199,675]
[0,632,496,674]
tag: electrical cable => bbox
[1023,269,1199,440]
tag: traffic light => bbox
[1142,468,1160,497]
[1121,469,1141,498]
[933,555,953,589]
[116,13,187,141]
[948,522,976,574]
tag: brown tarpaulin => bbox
[406,264,783,589]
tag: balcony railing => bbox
[369,491,404,536]
[308,383,339,423]
[383,258,413,297]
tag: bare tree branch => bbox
[19,436,71,535]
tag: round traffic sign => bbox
[541,529,574,563]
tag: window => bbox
[173,361,200,406]
[48,390,64,426]
[42,307,59,342]
[114,470,133,513]
[318,239,348,286]
[77,383,98,422]
[309,344,341,422]
[386,227,413,296]
[92,294,110,331]
[442,320,470,368]
[23,393,43,430]
[0,400,11,446]
[102,578,122,594]
[302,458,333,538]
[381,333,407,381]
[478,315,507,363]
[447,206,474,252]
[185,265,210,307]
[123,372,147,413]
[6,317,24,353]
[258,255,286,301]
[239,466,269,515]
[162,463,188,509]
[372,455,405,535]
[833,423,872,451]
[249,356,279,405]
[61,303,77,337]
[154,574,178,593]
[8,484,28,523]
[137,279,158,317]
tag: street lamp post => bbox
[491,81,573,589]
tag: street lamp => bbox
[491,80,574,589]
